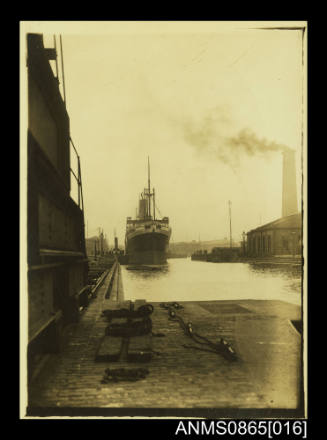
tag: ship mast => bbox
[140,157,155,219]
[148,156,151,217]
[228,200,233,249]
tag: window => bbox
[282,237,289,251]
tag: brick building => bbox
[246,213,302,257]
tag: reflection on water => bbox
[126,266,170,278]
[122,258,302,305]
[249,264,302,278]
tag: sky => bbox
[22,21,306,247]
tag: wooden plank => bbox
[127,334,152,363]
[105,318,128,335]
[94,336,123,362]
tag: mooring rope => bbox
[164,303,237,362]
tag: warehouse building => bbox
[246,149,302,257]
[247,213,302,257]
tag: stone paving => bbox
[27,271,303,416]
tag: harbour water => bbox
[122,257,302,305]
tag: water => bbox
[121,258,302,306]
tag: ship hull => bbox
[126,231,170,265]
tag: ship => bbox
[125,158,172,267]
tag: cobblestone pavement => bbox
[27,272,302,413]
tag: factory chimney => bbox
[282,149,298,217]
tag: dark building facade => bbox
[27,34,88,377]
[246,213,302,257]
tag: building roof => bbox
[247,212,302,234]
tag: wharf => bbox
[192,255,302,267]
[27,266,303,418]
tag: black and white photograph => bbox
[20,20,307,421]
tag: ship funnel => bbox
[138,198,147,219]
[282,150,298,217]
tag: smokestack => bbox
[282,150,298,217]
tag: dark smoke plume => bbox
[182,109,292,167]
[227,128,291,155]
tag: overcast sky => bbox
[23,22,306,246]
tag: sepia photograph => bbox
[20,20,307,420]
